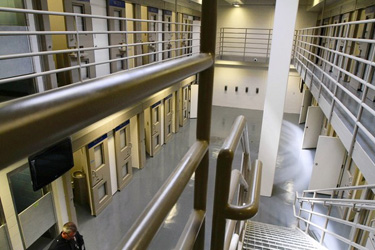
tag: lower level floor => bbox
[43,106,314,250]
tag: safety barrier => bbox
[211,115,262,250]
[294,184,375,249]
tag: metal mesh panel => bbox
[242,221,326,250]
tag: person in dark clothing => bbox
[49,222,85,250]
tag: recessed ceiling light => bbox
[233,3,240,7]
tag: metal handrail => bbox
[211,115,262,250]
[294,184,375,249]
[0,6,199,87]
[115,140,208,249]
[1,0,218,249]
[302,184,375,194]
[294,18,375,169]
[217,27,297,63]
[0,54,213,170]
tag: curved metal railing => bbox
[211,115,262,250]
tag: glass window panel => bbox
[73,5,85,31]
[120,128,126,149]
[114,11,121,31]
[94,144,103,168]
[154,106,159,122]
[122,162,128,177]
[9,167,43,214]
[154,134,160,147]
[0,0,26,26]
[98,183,106,201]
[167,124,171,135]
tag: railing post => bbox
[305,191,316,233]
[266,29,271,62]
[243,28,247,61]
[194,0,217,248]
[211,150,234,250]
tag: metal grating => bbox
[242,221,326,250]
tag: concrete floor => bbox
[71,106,316,249]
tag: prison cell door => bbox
[180,85,190,126]
[350,7,375,93]
[34,0,58,90]
[86,135,112,216]
[309,136,346,194]
[114,120,132,191]
[164,95,173,143]
[317,18,330,67]
[162,10,173,60]
[182,14,193,55]
[107,0,127,73]
[174,90,180,133]
[147,7,159,64]
[302,106,324,149]
[325,15,341,73]
[150,101,162,156]
[360,8,375,101]
[299,87,312,124]
[331,13,350,79]
[64,0,96,83]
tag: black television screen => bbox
[28,138,74,191]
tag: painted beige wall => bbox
[213,66,303,114]
[213,5,318,114]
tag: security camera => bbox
[253,58,258,62]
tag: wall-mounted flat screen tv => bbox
[28,138,74,191]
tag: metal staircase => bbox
[293,185,375,250]
[241,221,325,250]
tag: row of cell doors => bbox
[299,89,375,248]
[146,86,190,157]
[70,85,191,216]
[299,86,369,193]
[58,0,194,85]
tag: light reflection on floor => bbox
[70,107,330,250]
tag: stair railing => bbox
[294,184,375,250]
[211,115,262,250]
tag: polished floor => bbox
[62,106,315,249]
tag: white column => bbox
[258,0,299,197]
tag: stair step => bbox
[241,221,326,250]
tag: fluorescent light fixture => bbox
[233,2,240,7]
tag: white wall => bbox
[213,4,318,113]
[213,66,303,114]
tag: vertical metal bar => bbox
[194,0,217,248]
[306,191,316,233]
[266,29,271,62]
[320,192,334,244]
[243,28,247,61]
[211,151,233,250]
[125,15,129,69]
[74,14,83,82]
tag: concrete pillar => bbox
[258,0,299,197]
